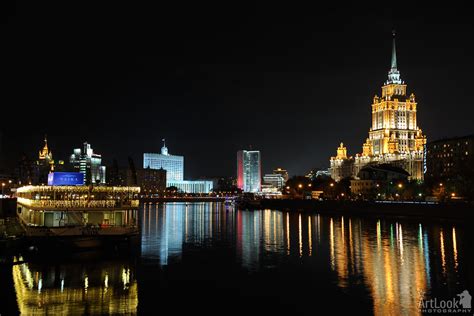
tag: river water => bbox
[1,202,473,315]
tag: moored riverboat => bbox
[16,185,140,252]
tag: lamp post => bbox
[329,182,335,199]
[397,183,403,200]
[1,183,5,197]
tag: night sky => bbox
[1,3,473,178]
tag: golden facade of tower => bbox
[37,135,56,172]
[38,135,53,161]
[331,33,426,181]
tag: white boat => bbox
[16,185,140,251]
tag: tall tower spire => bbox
[391,30,397,70]
[386,30,402,85]
[39,134,52,161]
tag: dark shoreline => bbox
[238,199,474,222]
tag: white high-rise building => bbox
[144,139,212,193]
[237,150,261,193]
[144,140,184,182]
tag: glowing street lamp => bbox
[298,184,303,189]
[398,183,403,189]
[330,183,334,187]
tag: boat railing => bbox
[17,198,139,209]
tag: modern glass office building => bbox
[237,150,261,193]
[143,141,184,182]
[70,142,106,184]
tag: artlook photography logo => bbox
[420,290,472,314]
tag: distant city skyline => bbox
[1,4,473,178]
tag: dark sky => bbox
[1,3,473,178]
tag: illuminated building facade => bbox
[70,142,106,184]
[237,150,261,193]
[35,136,54,184]
[26,136,64,184]
[143,140,212,193]
[263,173,285,190]
[143,139,184,183]
[167,180,213,194]
[330,33,426,181]
[273,167,289,182]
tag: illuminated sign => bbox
[47,172,84,186]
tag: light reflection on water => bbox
[140,202,470,316]
[9,202,471,315]
[11,257,137,315]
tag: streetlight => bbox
[1,183,5,196]
[298,184,303,189]
[330,183,334,187]
[308,183,312,187]
[398,183,403,189]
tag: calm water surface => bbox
[2,202,473,315]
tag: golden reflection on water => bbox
[452,227,458,271]
[12,257,137,315]
[298,214,302,257]
[12,204,464,315]
[308,216,312,257]
[230,210,461,316]
[323,216,428,315]
[138,204,462,315]
[440,229,446,275]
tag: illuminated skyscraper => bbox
[70,142,106,184]
[237,150,261,193]
[33,136,64,184]
[143,139,184,182]
[330,32,426,181]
